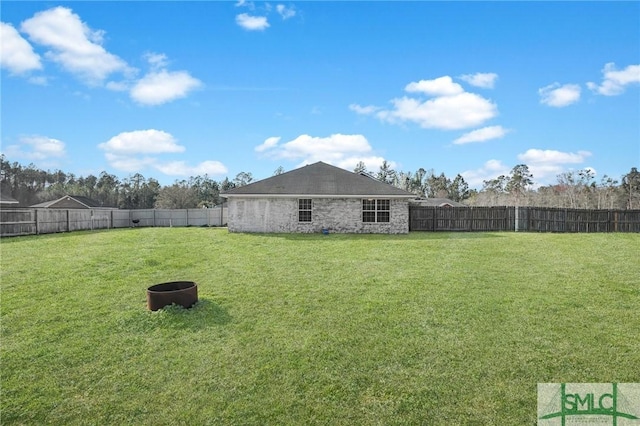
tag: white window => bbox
[363,199,390,222]
[299,199,312,222]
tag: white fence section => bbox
[0,207,227,237]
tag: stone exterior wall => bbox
[227,197,409,234]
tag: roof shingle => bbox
[30,195,106,208]
[222,162,415,197]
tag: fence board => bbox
[410,206,514,231]
[36,209,69,234]
[1,207,228,237]
[0,209,36,236]
[409,206,640,233]
[2,206,637,236]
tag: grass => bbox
[1,228,639,425]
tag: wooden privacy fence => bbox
[2,206,639,237]
[0,207,227,237]
[409,206,640,232]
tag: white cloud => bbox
[459,72,498,89]
[276,4,296,19]
[98,129,226,176]
[234,2,295,30]
[462,149,593,189]
[587,63,640,96]
[2,135,66,161]
[461,159,511,188]
[255,133,392,170]
[255,136,281,152]
[144,52,169,70]
[0,22,42,74]
[98,129,185,154]
[518,149,591,165]
[130,69,202,105]
[453,125,509,145]
[405,76,464,96]
[104,155,228,176]
[349,103,381,115]
[335,156,392,173]
[264,134,371,160]
[103,153,157,172]
[235,0,254,9]
[517,148,592,184]
[28,76,48,85]
[104,52,201,105]
[16,7,199,104]
[376,92,498,130]
[236,13,270,31]
[354,76,499,130]
[20,6,131,85]
[154,160,228,176]
[584,166,597,177]
[105,80,128,91]
[539,83,581,107]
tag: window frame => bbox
[362,199,390,223]
[298,198,312,222]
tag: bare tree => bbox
[233,172,253,187]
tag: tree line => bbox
[0,155,248,209]
[356,160,640,210]
[471,164,640,209]
[1,154,639,209]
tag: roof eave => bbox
[221,193,415,199]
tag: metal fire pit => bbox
[147,281,198,311]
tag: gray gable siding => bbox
[228,197,409,234]
[31,195,107,209]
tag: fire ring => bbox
[147,281,198,311]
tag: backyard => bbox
[1,228,638,424]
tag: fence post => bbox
[515,206,519,232]
[35,209,39,235]
[67,210,70,232]
[432,207,436,231]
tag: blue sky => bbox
[1,1,639,188]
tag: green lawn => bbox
[1,228,638,425]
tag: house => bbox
[221,161,416,233]
[410,198,467,208]
[0,192,20,208]
[30,195,111,209]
